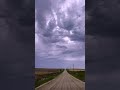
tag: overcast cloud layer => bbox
[0,0,34,90]
[35,0,85,68]
[86,0,120,89]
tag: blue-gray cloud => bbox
[35,0,85,68]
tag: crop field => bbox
[35,68,64,88]
[68,69,85,71]
[67,69,85,82]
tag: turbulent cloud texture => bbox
[35,0,85,68]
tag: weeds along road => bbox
[35,70,85,90]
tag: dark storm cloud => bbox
[70,31,85,42]
[35,0,51,13]
[86,35,120,90]
[35,0,52,30]
[86,0,120,89]
[0,0,34,90]
[35,0,85,68]
[86,71,120,90]
[86,0,120,37]
[62,19,75,30]
[56,45,67,49]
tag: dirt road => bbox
[36,70,85,90]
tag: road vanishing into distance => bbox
[36,70,85,90]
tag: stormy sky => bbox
[86,0,120,90]
[35,0,85,69]
[0,0,34,90]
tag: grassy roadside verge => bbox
[35,70,64,88]
[67,70,85,82]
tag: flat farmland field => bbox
[68,69,85,71]
[35,68,64,88]
[35,68,63,74]
[67,69,85,82]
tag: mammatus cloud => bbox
[35,0,85,68]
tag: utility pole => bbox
[73,64,74,71]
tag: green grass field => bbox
[67,70,85,82]
[35,69,64,88]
